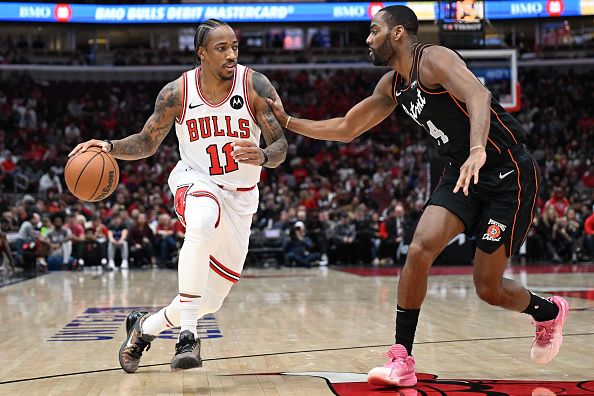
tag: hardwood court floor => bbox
[0,264,593,395]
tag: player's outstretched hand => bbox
[266,91,289,129]
[232,140,265,166]
[453,148,487,196]
[68,139,110,158]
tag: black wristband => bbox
[104,139,114,153]
[260,148,269,166]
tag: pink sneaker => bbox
[530,296,569,365]
[367,344,417,387]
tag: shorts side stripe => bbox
[519,155,539,248]
[507,149,522,257]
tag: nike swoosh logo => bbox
[188,103,203,109]
[395,91,402,96]
[499,170,515,179]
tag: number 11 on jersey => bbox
[206,143,239,175]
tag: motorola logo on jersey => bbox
[230,95,244,110]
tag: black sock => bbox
[395,305,420,355]
[522,292,559,322]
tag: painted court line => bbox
[1,332,593,385]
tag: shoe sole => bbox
[368,372,417,387]
[171,354,203,371]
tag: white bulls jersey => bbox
[175,64,261,189]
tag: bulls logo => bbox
[230,95,244,110]
[174,184,192,227]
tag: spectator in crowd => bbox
[107,213,129,270]
[38,167,63,197]
[155,213,177,267]
[304,210,330,266]
[380,204,407,265]
[90,216,109,243]
[353,203,375,264]
[566,208,583,261]
[65,213,84,244]
[128,212,155,267]
[283,221,320,268]
[541,205,562,262]
[45,213,73,269]
[526,215,547,262]
[15,212,40,261]
[545,187,570,217]
[330,212,356,264]
[77,227,106,268]
[585,208,594,258]
[1,219,16,272]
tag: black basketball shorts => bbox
[427,144,540,257]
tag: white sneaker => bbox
[121,260,129,269]
[319,254,328,266]
[108,259,116,271]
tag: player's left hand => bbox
[454,148,487,196]
[232,140,265,166]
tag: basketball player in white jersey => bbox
[68,19,288,372]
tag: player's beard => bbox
[219,72,234,81]
[371,38,395,66]
[219,64,236,80]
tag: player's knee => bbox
[407,239,437,263]
[185,219,215,240]
[184,201,218,237]
[475,284,503,306]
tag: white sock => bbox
[179,295,201,338]
[158,291,229,329]
[164,295,181,327]
[142,307,173,336]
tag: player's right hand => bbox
[68,139,110,158]
[266,91,289,128]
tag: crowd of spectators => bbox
[0,66,593,273]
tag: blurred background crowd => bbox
[0,64,593,273]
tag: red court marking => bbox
[339,263,594,277]
[237,372,594,396]
[332,373,594,395]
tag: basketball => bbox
[64,147,119,202]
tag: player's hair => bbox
[194,18,229,67]
[193,19,229,65]
[379,5,419,36]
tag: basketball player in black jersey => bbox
[268,5,568,388]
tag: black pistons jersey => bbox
[393,43,526,169]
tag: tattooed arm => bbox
[232,71,287,168]
[68,78,182,160]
